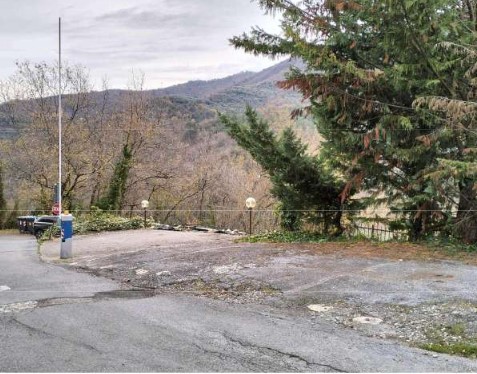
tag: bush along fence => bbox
[86,209,408,241]
[4,207,462,242]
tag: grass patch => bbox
[420,342,477,358]
[239,230,400,244]
[447,323,466,336]
[419,323,477,358]
[240,231,329,243]
[423,236,477,254]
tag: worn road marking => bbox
[0,285,11,292]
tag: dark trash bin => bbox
[17,216,36,234]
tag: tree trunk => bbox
[455,179,477,243]
[331,209,344,237]
[409,215,423,242]
[89,173,102,208]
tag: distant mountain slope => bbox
[205,81,301,113]
[238,58,304,86]
[0,59,305,139]
[149,58,303,100]
[151,71,255,99]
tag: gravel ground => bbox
[41,229,477,356]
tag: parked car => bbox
[33,215,59,239]
[17,216,37,234]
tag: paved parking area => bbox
[41,229,477,355]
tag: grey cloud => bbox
[70,42,224,69]
[150,63,244,74]
[93,3,248,34]
[95,7,189,30]
[0,0,280,89]
[95,7,141,21]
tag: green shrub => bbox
[73,208,152,235]
[241,231,329,243]
[37,225,60,243]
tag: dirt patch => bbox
[271,241,477,265]
[159,278,281,303]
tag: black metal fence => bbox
[348,222,408,241]
[142,209,282,234]
[137,209,407,241]
[5,208,409,242]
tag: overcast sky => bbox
[0,0,282,89]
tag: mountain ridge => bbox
[148,58,299,99]
[0,58,303,138]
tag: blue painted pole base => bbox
[60,214,73,259]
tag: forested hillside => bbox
[0,59,318,230]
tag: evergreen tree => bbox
[98,144,132,211]
[221,107,345,233]
[231,0,477,242]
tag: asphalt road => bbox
[2,234,477,372]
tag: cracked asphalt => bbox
[2,232,477,371]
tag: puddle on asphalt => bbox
[37,289,158,304]
[37,297,94,308]
[0,289,157,313]
[93,289,157,300]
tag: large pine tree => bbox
[231,0,477,242]
[221,107,345,233]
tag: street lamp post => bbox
[245,197,256,235]
[141,200,149,228]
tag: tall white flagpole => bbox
[58,17,63,256]
[58,17,62,218]
[58,18,73,260]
